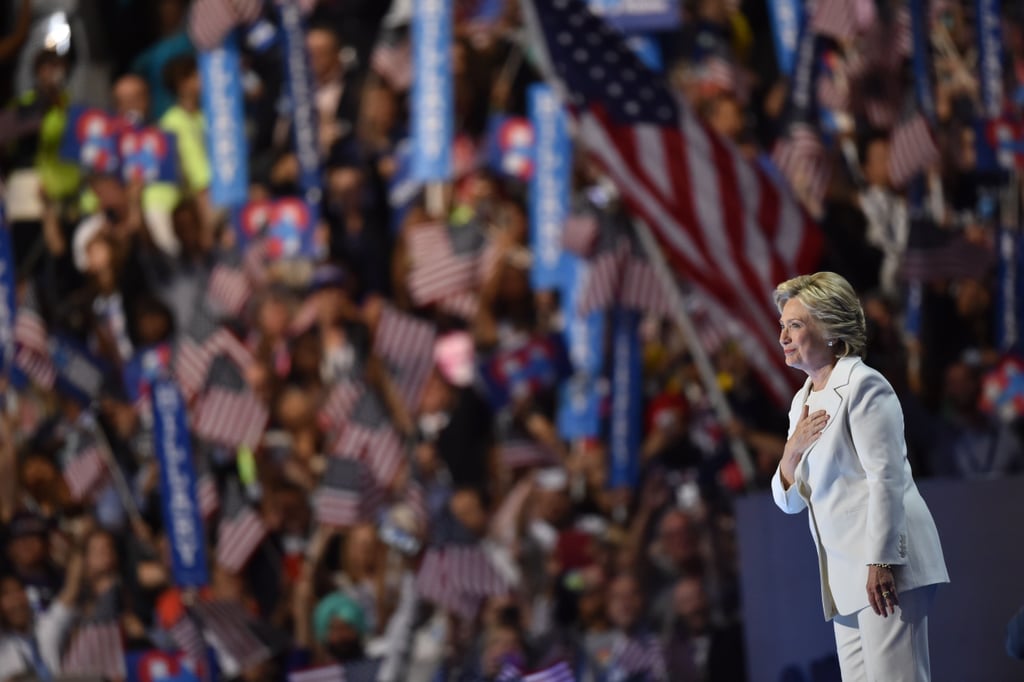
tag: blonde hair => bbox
[773,272,866,358]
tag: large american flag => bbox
[526,0,822,403]
[216,480,267,573]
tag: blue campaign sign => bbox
[123,344,173,404]
[586,0,681,33]
[199,33,249,208]
[51,335,108,406]
[152,380,210,588]
[236,197,317,260]
[557,373,603,440]
[975,0,1004,119]
[485,114,535,181]
[59,106,122,175]
[278,0,322,220]
[120,126,178,185]
[126,650,202,682]
[561,254,606,377]
[0,205,14,376]
[388,138,422,234]
[767,0,804,77]
[997,229,1024,351]
[412,0,454,181]
[528,84,573,292]
[608,308,642,488]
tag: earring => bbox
[827,340,834,347]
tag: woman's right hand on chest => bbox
[780,404,829,487]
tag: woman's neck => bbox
[808,357,839,391]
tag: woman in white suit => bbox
[771,272,949,682]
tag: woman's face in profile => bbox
[85,532,118,580]
[779,297,833,374]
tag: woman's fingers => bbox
[868,588,883,616]
[797,410,829,446]
[868,581,899,617]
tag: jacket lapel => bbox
[799,356,859,466]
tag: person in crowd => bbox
[158,54,211,224]
[917,359,1024,479]
[3,48,80,204]
[601,572,667,681]
[0,3,1022,681]
[772,271,949,680]
[130,0,193,119]
[2,513,64,617]
[857,134,909,302]
[0,521,84,680]
[1009,603,1024,661]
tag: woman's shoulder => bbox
[843,356,897,394]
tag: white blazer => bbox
[771,356,949,620]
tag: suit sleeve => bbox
[771,392,809,514]
[771,466,807,514]
[847,371,908,565]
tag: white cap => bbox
[536,467,569,492]
[434,331,476,387]
[144,207,181,258]
[72,213,105,272]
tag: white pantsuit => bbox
[771,357,949,680]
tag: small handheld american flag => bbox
[215,479,267,573]
[61,589,127,680]
[193,355,268,450]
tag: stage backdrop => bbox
[737,475,1024,682]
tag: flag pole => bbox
[85,407,146,528]
[630,217,756,486]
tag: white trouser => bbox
[833,585,937,682]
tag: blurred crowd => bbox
[0,0,1023,681]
